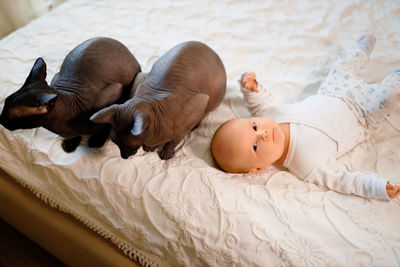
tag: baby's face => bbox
[212,117,285,173]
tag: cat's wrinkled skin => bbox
[91,41,226,160]
[0,37,141,152]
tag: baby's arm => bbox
[240,72,279,116]
[309,157,396,201]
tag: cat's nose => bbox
[120,146,139,159]
[121,151,130,159]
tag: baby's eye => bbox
[252,123,257,131]
[253,142,257,151]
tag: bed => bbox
[0,0,399,266]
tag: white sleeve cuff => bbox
[376,179,391,201]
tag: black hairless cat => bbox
[0,37,141,152]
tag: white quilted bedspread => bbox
[0,0,399,266]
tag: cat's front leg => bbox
[158,138,181,160]
[88,125,111,148]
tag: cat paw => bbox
[62,136,82,152]
[158,148,175,160]
[142,144,157,152]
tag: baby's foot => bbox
[356,34,376,58]
[240,72,259,92]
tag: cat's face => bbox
[0,58,57,130]
[91,104,150,159]
[109,126,145,159]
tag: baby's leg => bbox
[338,34,375,76]
[356,34,376,59]
[362,69,400,127]
[318,35,375,97]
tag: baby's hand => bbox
[386,182,400,199]
[241,72,259,93]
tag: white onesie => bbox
[241,84,390,201]
[238,37,399,200]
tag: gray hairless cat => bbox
[0,37,141,152]
[91,41,226,159]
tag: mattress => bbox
[0,0,399,266]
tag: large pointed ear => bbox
[130,112,149,136]
[24,58,47,85]
[90,105,118,125]
[36,93,57,106]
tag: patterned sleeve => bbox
[308,157,390,201]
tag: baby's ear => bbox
[131,112,149,136]
[90,105,118,126]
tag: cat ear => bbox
[36,93,57,106]
[131,112,149,136]
[31,92,57,115]
[90,105,118,125]
[24,58,47,86]
[7,93,58,119]
[31,58,47,81]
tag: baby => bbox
[212,34,400,201]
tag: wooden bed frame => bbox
[0,168,141,267]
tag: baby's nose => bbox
[256,129,267,141]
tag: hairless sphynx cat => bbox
[0,37,141,152]
[91,41,226,160]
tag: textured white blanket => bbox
[0,0,399,266]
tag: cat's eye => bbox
[253,143,257,151]
[252,122,257,131]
